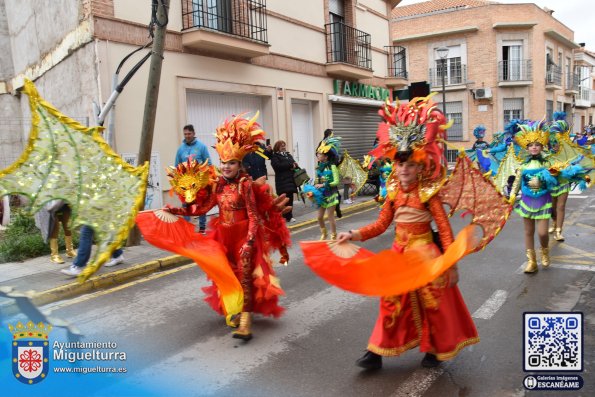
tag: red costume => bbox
[358,181,478,359]
[139,112,290,341]
[168,173,286,318]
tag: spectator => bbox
[243,142,273,180]
[175,124,211,233]
[34,200,76,264]
[270,140,298,222]
[60,225,124,277]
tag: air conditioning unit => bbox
[475,88,492,99]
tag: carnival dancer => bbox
[509,119,589,273]
[336,97,480,369]
[547,112,571,241]
[471,125,489,151]
[163,113,290,341]
[376,158,393,202]
[303,136,342,240]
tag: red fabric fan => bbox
[136,210,243,316]
[300,224,479,297]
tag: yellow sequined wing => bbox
[0,80,148,281]
[338,151,369,195]
[493,144,522,194]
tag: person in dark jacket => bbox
[243,142,272,180]
[271,140,298,222]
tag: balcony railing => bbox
[566,73,579,91]
[181,0,268,44]
[325,22,371,70]
[385,45,408,78]
[498,60,532,82]
[546,64,562,86]
[428,64,467,87]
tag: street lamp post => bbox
[436,47,449,115]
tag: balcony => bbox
[566,73,579,94]
[384,46,408,88]
[498,60,533,86]
[545,65,562,90]
[325,22,373,80]
[428,65,468,90]
[181,0,270,58]
[576,86,592,108]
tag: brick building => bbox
[391,0,595,149]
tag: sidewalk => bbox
[0,196,376,312]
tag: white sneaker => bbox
[343,199,354,204]
[61,265,83,277]
[105,256,124,267]
[290,218,297,222]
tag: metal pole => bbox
[441,58,447,115]
[128,0,170,246]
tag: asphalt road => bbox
[33,190,595,397]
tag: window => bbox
[436,101,463,141]
[546,100,554,121]
[503,98,524,124]
[565,57,572,88]
[193,0,232,32]
[435,45,463,85]
[502,41,523,80]
[392,47,407,78]
[329,0,346,63]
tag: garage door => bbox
[331,103,382,161]
[186,91,265,163]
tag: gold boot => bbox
[319,227,327,240]
[540,247,550,268]
[64,235,76,258]
[548,224,555,234]
[232,312,252,341]
[553,228,565,242]
[49,239,65,264]
[523,249,537,273]
[330,232,337,240]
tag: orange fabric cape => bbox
[136,211,243,316]
[300,224,479,297]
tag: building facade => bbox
[0,0,405,206]
[391,0,595,148]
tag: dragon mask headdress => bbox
[215,112,266,162]
[167,158,217,204]
[370,94,450,181]
[514,119,549,148]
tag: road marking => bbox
[390,367,445,397]
[472,290,508,320]
[550,263,595,272]
[135,287,365,394]
[575,222,595,232]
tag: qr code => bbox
[524,312,582,371]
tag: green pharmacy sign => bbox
[333,80,390,101]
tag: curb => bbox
[2,199,377,314]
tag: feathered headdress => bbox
[317,135,342,159]
[514,119,549,148]
[473,125,486,139]
[215,112,266,162]
[369,94,450,181]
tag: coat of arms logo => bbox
[8,321,53,384]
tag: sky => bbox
[397,0,594,47]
